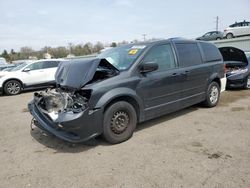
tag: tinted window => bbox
[26,62,43,70]
[200,42,222,62]
[143,44,176,71]
[175,43,202,67]
[42,61,60,69]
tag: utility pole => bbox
[142,34,146,41]
[215,16,219,31]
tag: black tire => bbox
[203,82,220,108]
[226,33,233,39]
[103,101,137,144]
[244,76,250,89]
[216,37,221,40]
[4,80,22,95]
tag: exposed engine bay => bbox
[33,58,119,121]
[225,61,248,74]
[34,88,91,114]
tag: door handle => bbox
[171,73,178,77]
[181,70,190,76]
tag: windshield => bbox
[97,44,146,70]
[10,63,27,72]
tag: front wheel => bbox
[203,82,220,107]
[4,80,22,95]
[226,33,233,39]
[103,101,137,144]
[244,76,250,89]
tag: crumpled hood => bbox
[55,58,118,90]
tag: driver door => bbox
[136,44,184,120]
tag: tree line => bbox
[0,41,119,62]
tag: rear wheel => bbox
[226,33,233,39]
[103,101,137,144]
[4,80,22,95]
[216,37,221,40]
[244,76,250,89]
[203,82,220,107]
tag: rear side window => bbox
[26,62,43,70]
[42,61,60,69]
[175,43,202,67]
[200,43,222,62]
[143,44,176,71]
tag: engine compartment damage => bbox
[33,58,119,121]
[225,61,248,75]
[35,89,90,114]
[219,47,249,76]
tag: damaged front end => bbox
[28,58,118,142]
[34,88,90,122]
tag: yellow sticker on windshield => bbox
[128,49,138,55]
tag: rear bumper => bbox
[28,100,103,143]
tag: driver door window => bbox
[143,44,176,71]
[26,62,43,70]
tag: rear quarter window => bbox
[175,43,202,67]
[200,43,222,62]
[42,61,60,69]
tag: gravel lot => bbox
[0,90,250,188]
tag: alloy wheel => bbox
[209,86,219,105]
[6,82,21,95]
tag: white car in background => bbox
[223,21,250,39]
[0,59,65,95]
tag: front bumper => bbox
[28,100,103,143]
[226,72,249,88]
[226,78,246,88]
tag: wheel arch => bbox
[226,32,234,38]
[3,78,24,89]
[94,88,144,122]
[208,72,221,87]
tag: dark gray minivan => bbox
[29,39,225,144]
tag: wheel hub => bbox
[7,82,20,94]
[111,111,129,134]
[209,86,219,104]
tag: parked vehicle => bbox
[1,63,24,72]
[0,59,64,95]
[196,31,223,41]
[219,47,250,89]
[0,64,16,71]
[223,21,250,39]
[28,39,225,144]
[0,57,7,64]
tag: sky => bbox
[0,0,250,52]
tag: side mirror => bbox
[140,62,158,73]
[23,68,31,72]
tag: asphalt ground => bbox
[0,89,250,188]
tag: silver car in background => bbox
[196,31,223,41]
